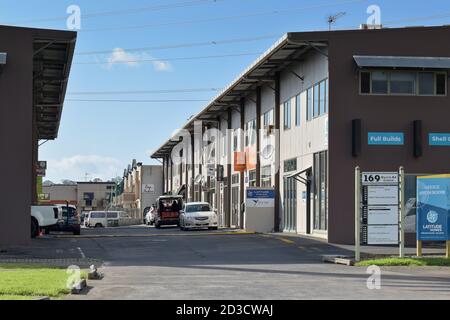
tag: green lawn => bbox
[356,257,450,267]
[0,264,87,300]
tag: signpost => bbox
[416,174,450,258]
[355,168,402,261]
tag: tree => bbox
[61,179,77,185]
[43,180,54,186]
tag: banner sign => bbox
[417,175,450,241]
[368,132,404,145]
[246,188,275,208]
[429,133,450,146]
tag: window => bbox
[261,166,272,188]
[320,80,327,115]
[313,83,320,118]
[314,151,328,231]
[283,100,291,130]
[325,79,329,113]
[232,173,240,185]
[245,119,257,147]
[361,71,447,96]
[361,72,371,94]
[249,169,257,187]
[263,109,274,127]
[390,72,416,94]
[295,94,301,126]
[372,71,389,94]
[284,158,297,173]
[233,132,239,152]
[307,87,313,121]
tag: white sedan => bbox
[179,202,219,231]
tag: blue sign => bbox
[416,175,450,241]
[368,132,404,145]
[247,189,275,199]
[429,133,450,146]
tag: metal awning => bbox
[354,55,450,69]
[151,33,328,158]
[33,37,76,140]
[285,167,312,185]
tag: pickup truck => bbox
[31,205,62,238]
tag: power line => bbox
[8,0,222,24]
[67,88,222,95]
[383,12,450,26]
[74,52,262,65]
[80,0,367,33]
[75,34,279,56]
[66,99,210,103]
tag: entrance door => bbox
[231,186,240,228]
[283,178,297,232]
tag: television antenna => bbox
[328,12,346,31]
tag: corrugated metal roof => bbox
[354,55,450,69]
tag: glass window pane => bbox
[436,73,446,95]
[418,72,434,95]
[320,81,326,115]
[313,84,320,118]
[390,72,416,94]
[360,72,371,94]
[295,95,301,126]
[307,88,313,121]
[284,101,291,129]
[371,71,388,94]
[325,79,329,113]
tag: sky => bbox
[1,0,450,183]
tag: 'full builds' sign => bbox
[417,175,450,241]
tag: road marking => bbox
[53,231,255,239]
[77,247,86,259]
[276,237,296,245]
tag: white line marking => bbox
[77,247,86,259]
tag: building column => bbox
[256,86,262,187]
[226,108,232,228]
[239,98,245,229]
[274,72,281,232]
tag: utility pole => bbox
[328,12,346,31]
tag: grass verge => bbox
[356,257,450,267]
[0,264,87,300]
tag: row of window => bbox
[284,78,329,130]
[360,71,447,96]
[247,166,273,188]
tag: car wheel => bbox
[73,229,81,236]
[208,227,218,231]
[95,223,102,228]
[31,219,39,238]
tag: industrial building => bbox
[152,26,450,244]
[113,160,163,220]
[0,25,76,246]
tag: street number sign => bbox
[361,172,399,185]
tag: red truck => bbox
[154,195,184,228]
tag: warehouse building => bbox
[0,25,76,246]
[151,26,450,244]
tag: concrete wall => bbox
[42,185,77,204]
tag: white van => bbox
[86,211,123,228]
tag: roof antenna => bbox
[328,12,346,31]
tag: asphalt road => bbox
[51,225,450,300]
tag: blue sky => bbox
[1,0,449,182]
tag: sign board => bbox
[37,161,47,170]
[234,152,246,172]
[368,132,404,145]
[366,206,399,225]
[36,168,46,177]
[365,225,399,245]
[417,175,450,241]
[366,186,399,206]
[38,193,50,201]
[361,172,399,185]
[246,188,275,208]
[360,171,400,245]
[142,184,155,194]
[429,133,450,146]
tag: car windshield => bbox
[186,204,212,213]
[159,199,182,212]
[62,207,76,218]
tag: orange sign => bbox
[245,146,257,171]
[234,152,246,172]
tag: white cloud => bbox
[47,155,123,183]
[106,48,172,72]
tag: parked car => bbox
[47,205,81,235]
[144,206,156,225]
[31,205,62,238]
[179,202,218,231]
[154,196,184,228]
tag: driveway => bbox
[52,225,450,300]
